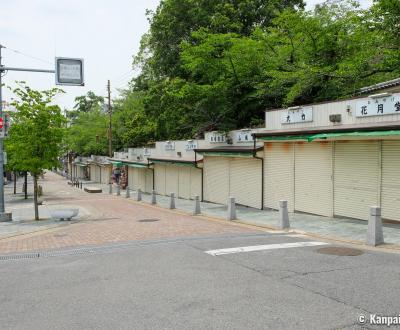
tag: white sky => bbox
[1,0,372,110]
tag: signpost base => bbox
[0,212,12,222]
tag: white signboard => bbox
[356,95,400,117]
[236,130,253,143]
[185,141,198,150]
[55,57,84,86]
[209,133,226,143]
[164,141,175,151]
[143,148,151,156]
[281,107,313,124]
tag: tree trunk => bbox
[24,171,28,199]
[13,171,16,195]
[33,174,39,220]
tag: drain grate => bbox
[138,219,160,223]
[316,246,364,256]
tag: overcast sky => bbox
[0,0,372,110]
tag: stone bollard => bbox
[227,197,236,220]
[116,184,121,196]
[193,195,201,215]
[367,206,384,246]
[151,190,157,205]
[125,186,130,198]
[136,188,142,201]
[109,183,113,195]
[278,200,290,230]
[80,181,83,189]
[169,193,176,209]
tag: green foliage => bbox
[5,83,65,174]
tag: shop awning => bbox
[126,163,148,169]
[195,146,263,158]
[148,158,197,167]
[259,130,400,142]
[199,151,255,158]
[74,163,88,167]
[109,160,123,166]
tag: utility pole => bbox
[106,79,112,158]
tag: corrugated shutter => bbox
[264,142,294,211]
[154,164,166,195]
[145,169,153,193]
[204,156,229,204]
[381,140,400,221]
[334,141,379,220]
[101,167,111,184]
[295,142,333,216]
[190,168,202,199]
[165,165,179,196]
[128,167,135,188]
[138,168,146,191]
[178,167,191,199]
[229,158,262,209]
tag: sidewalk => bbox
[92,181,400,247]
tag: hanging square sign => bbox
[55,57,84,86]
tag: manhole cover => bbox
[316,246,364,256]
[138,219,160,223]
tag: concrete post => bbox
[125,186,130,198]
[116,184,121,196]
[193,195,201,215]
[151,190,156,205]
[278,200,290,230]
[367,206,384,246]
[227,197,236,220]
[169,193,175,209]
[108,183,113,195]
[80,181,83,189]
[136,188,142,201]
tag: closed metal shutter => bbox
[204,157,229,204]
[145,169,153,193]
[264,142,295,211]
[90,165,96,181]
[128,167,135,188]
[190,167,202,199]
[381,141,400,221]
[178,167,191,199]
[138,168,146,191]
[154,164,166,195]
[165,165,179,196]
[101,167,110,184]
[295,142,333,216]
[334,141,379,220]
[230,158,262,209]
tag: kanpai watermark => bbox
[358,314,400,327]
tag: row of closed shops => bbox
[261,138,400,222]
[89,163,111,184]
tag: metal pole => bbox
[0,45,5,214]
[107,80,112,158]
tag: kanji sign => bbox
[281,106,313,124]
[0,117,3,129]
[356,94,400,117]
[55,57,84,86]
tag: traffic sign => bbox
[55,57,84,86]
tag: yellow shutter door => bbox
[178,167,191,199]
[382,141,400,221]
[145,169,153,193]
[295,142,333,216]
[264,142,295,211]
[154,164,166,195]
[229,158,262,209]
[204,157,229,204]
[165,165,179,196]
[190,167,202,200]
[334,141,379,220]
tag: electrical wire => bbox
[3,45,52,65]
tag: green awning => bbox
[75,163,88,167]
[126,163,148,169]
[200,152,254,158]
[150,159,196,167]
[110,161,123,167]
[308,130,400,142]
[259,135,310,141]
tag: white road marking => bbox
[205,241,329,256]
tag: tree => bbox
[5,83,65,220]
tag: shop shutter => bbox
[334,141,379,220]
[165,165,179,196]
[145,169,153,193]
[264,142,295,211]
[154,164,166,195]
[128,167,135,188]
[295,142,333,216]
[381,141,400,221]
[138,168,146,191]
[190,167,202,200]
[229,158,262,209]
[178,167,191,199]
[101,166,111,184]
[204,156,229,204]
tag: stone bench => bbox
[84,186,102,193]
[49,209,79,221]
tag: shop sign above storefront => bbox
[164,141,175,150]
[209,132,226,143]
[236,130,254,142]
[281,106,313,124]
[356,94,400,117]
[185,140,198,150]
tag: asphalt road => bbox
[1,232,399,330]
